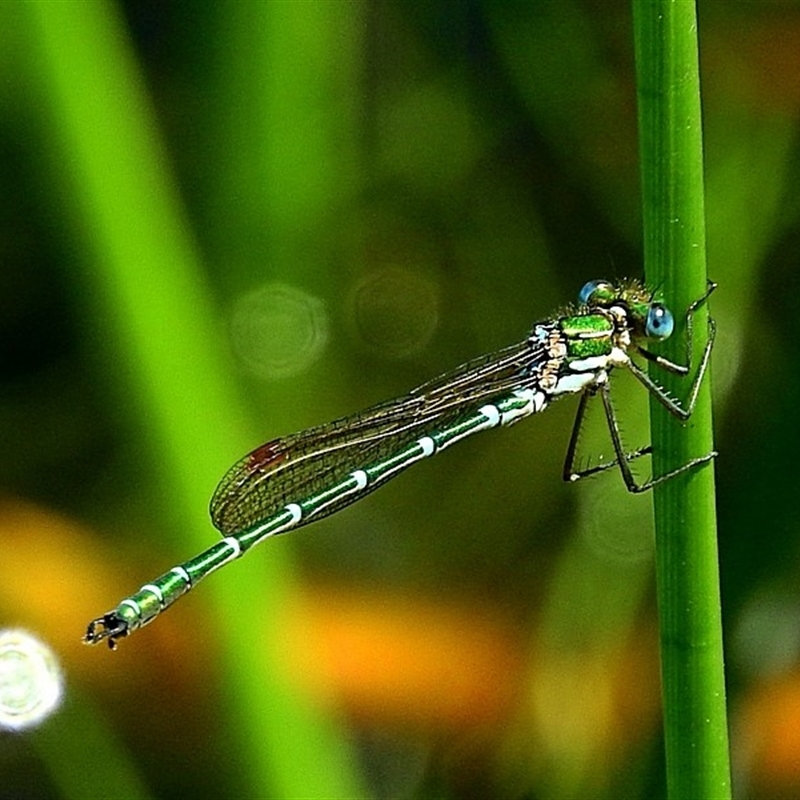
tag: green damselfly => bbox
[85,279,716,649]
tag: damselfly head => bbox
[578,279,674,342]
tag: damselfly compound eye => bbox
[578,280,614,306]
[646,303,674,339]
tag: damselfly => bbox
[85,279,716,649]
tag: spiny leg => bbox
[562,389,591,483]
[597,382,715,493]
[563,381,715,492]
[562,386,652,484]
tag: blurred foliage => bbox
[0,1,798,798]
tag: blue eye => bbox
[578,280,613,306]
[646,303,674,339]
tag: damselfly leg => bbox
[564,281,717,491]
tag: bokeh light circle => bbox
[230,283,329,379]
[0,629,63,731]
[349,266,440,359]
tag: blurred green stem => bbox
[24,2,365,798]
[633,1,731,797]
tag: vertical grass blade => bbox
[632,1,732,796]
[22,2,365,797]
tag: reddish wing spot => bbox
[246,440,289,473]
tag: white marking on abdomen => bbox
[306,470,374,518]
[171,566,191,584]
[499,388,536,425]
[350,469,369,490]
[478,404,502,428]
[221,536,242,561]
[417,436,436,457]
[245,503,305,546]
[435,403,503,453]
[142,583,164,604]
[120,598,142,616]
[284,503,303,524]
[359,435,438,485]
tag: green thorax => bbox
[559,312,614,359]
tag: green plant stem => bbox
[633,1,731,797]
[24,3,365,798]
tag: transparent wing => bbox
[210,333,550,534]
